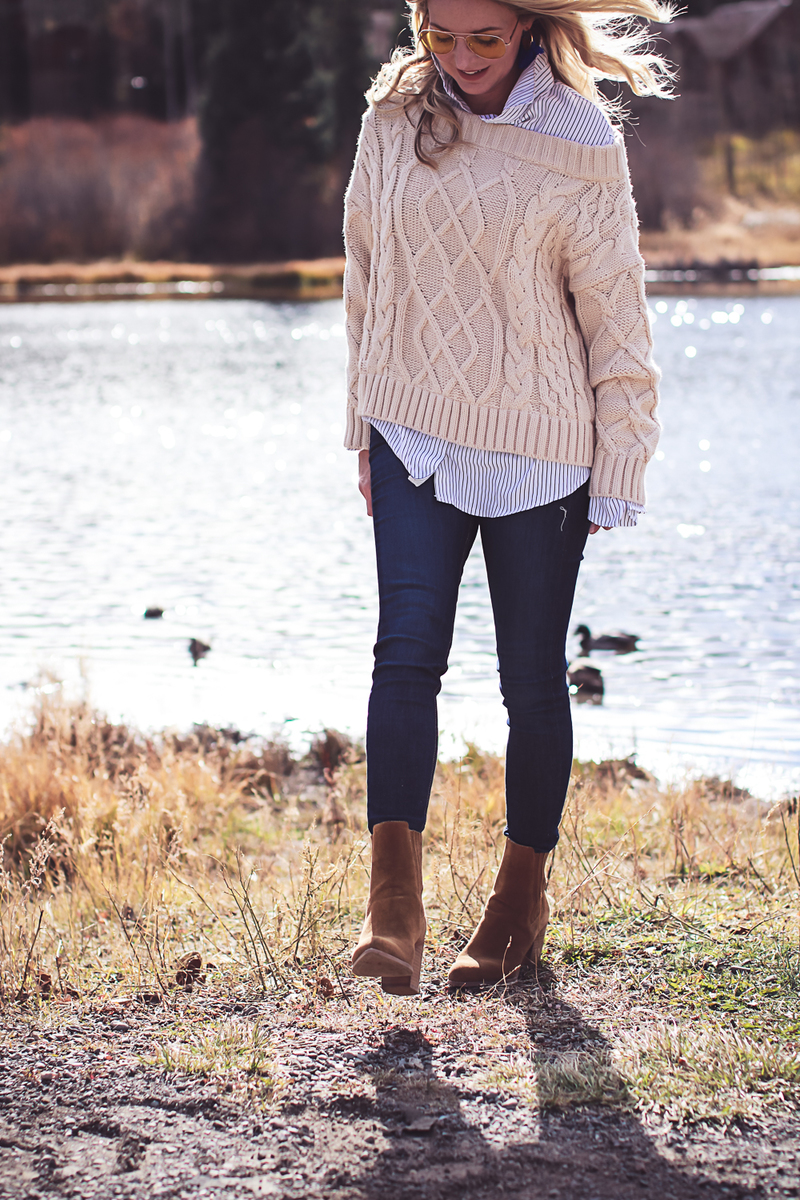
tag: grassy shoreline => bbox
[2,199,800,304]
[0,257,347,303]
[1,698,798,1127]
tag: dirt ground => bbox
[2,1000,799,1200]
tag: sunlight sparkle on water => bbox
[0,295,798,796]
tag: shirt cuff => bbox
[588,496,644,528]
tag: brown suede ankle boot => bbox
[448,838,550,986]
[352,821,426,996]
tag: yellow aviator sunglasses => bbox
[418,20,520,60]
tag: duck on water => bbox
[567,660,604,704]
[574,624,639,656]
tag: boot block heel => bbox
[381,934,424,996]
[352,946,413,979]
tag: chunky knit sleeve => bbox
[343,112,380,452]
[566,173,661,506]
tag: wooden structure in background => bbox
[669,0,800,138]
[626,0,800,223]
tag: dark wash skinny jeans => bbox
[366,427,591,853]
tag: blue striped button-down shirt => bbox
[369,49,643,528]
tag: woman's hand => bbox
[588,523,612,534]
[358,449,373,516]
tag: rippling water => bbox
[1,296,798,794]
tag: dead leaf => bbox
[316,976,335,999]
[175,951,203,991]
[97,998,135,1012]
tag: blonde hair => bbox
[369,0,675,165]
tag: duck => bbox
[567,660,604,704]
[574,624,639,656]
[189,638,211,666]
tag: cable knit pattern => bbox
[344,106,660,504]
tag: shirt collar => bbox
[436,44,552,124]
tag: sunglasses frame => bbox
[418,20,520,60]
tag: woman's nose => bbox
[452,40,486,71]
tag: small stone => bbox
[403,1115,437,1135]
[40,1073,54,1085]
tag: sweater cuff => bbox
[345,405,371,451]
[589,450,646,506]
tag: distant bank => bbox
[2,220,800,303]
[0,258,347,304]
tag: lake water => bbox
[1,295,798,796]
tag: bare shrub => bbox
[0,115,200,263]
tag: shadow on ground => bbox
[1,969,796,1198]
[343,970,766,1199]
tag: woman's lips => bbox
[453,64,490,83]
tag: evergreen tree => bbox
[197,0,317,173]
[193,0,375,258]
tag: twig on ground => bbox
[15,909,43,1002]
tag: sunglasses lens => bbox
[420,29,456,54]
[466,34,507,59]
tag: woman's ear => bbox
[527,18,543,48]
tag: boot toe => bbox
[447,953,502,986]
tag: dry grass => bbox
[639,205,800,273]
[1,696,798,1124]
[638,131,800,269]
[0,116,199,264]
[703,132,800,208]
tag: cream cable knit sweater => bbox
[343,104,661,505]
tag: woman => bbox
[344,0,668,994]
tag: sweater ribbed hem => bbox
[345,405,371,451]
[357,373,595,466]
[589,449,646,506]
